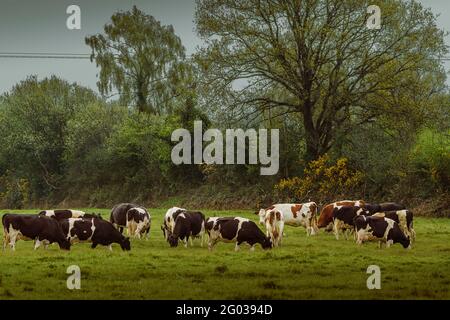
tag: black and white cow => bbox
[60,217,131,251]
[363,202,405,214]
[207,217,272,251]
[110,203,151,238]
[125,207,151,239]
[161,207,186,240]
[2,214,71,251]
[372,210,415,242]
[353,215,411,249]
[167,211,205,247]
[332,206,370,240]
[39,209,102,220]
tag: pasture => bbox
[0,208,449,300]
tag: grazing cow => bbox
[257,202,318,236]
[125,207,151,239]
[353,215,411,249]
[168,211,205,248]
[38,209,102,220]
[161,207,186,240]
[332,206,370,240]
[60,217,131,251]
[318,200,365,231]
[264,209,284,247]
[205,217,221,237]
[208,217,272,251]
[2,214,71,251]
[110,203,149,237]
[372,210,415,241]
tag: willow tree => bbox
[86,6,190,114]
[195,0,448,160]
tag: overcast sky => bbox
[0,0,449,95]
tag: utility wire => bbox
[0,52,90,59]
[0,52,450,61]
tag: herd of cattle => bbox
[1,200,415,252]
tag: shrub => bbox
[274,154,364,202]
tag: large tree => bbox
[0,76,99,199]
[195,0,448,160]
[86,6,191,114]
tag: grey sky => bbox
[0,0,448,95]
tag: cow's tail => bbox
[2,214,10,250]
[311,203,319,233]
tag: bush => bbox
[274,154,364,203]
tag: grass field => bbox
[0,209,449,300]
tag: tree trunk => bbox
[302,103,320,162]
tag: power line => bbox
[1,52,450,62]
[0,52,90,59]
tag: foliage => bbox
[195,0,448,160]
[86,6,192,114]
[275,155,364,202]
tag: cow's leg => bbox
[333,220,340,240]
[235,242,241,252]
[8,229,19,251]
[184,237,189,248]
[34,239,41,250]
[2,229,8,251]
[200,233,205,248]
[344,229,350,241]
[189,236,193,247]
[108,244,113,252]
[386,240,393,248]
[411,228,416,242]
[308,216,316,236]
[208,238,217,251]
[356,231,363,245]
[91,242,98,249]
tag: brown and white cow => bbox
[208,217,272,251]
[372,210,415,242]
[257,202,318,236]
[317,200,365,231]
[2,214,71,251]
[332,206,370,240]
[60,217,131,251]
[264,209,284,247]
[354,215,411,249]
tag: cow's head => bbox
[120,237,131,251]
[401,236,412,250]
[58,238,71,251]
[317,205,334,230]
[262,237,273,250]
[168,234,179,247]
[257,209,266,225]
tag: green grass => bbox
[0,209,449,300]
